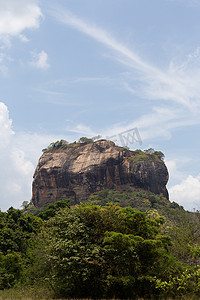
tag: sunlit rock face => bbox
[32,140,169,208]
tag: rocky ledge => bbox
[32,140,169,208]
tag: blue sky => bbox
[0,0,200,211]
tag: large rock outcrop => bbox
[32,140,169,208]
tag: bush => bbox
[78,137,93,143]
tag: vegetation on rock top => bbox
[42,137,94,152]
[42,139,165,165]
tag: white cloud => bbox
[49,7,200,143]
[165,159,186,183]
[19,34,29,43]
[44,6,200,160]
[66,124,96,136]
[0,102,66,211]
[169,175,200,211]
[0,35,11,49]
[0,101,198,212]
[0,102,34,211]
[0,102,14,146]
[64,104,195,148]
[0,0,42,37]
[31,50,50,70]
[92,106,185,145]
[0,0,42,73]
[51,7,200,110]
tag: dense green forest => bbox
[1,191,200,299]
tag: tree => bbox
[0,207,42,289]
[144,148,155,154]
[78,137,93,143]
[39,203,174,298]
[42,139,68,152]
[21,201,29,209]
[154,151,165,161]
[37,199,70,220]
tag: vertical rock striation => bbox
[32,140,169,208]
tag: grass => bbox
[0,286,102,300]
[1,286,199,300]
[0,285,53,300]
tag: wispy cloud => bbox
[48,6,200,145]
[50,6,200,111]
[30,50,50,70]
[65,124,97,136]
[19,34,29,43]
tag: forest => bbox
[1,190,200,299]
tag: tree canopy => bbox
[1,194,200,298]
[39,203,173,298]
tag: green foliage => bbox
[38,203,174,298]
[21,201,29,209]
[88,190,200,284]
[123,145,130,150]
[157,202,200,267]
[0,251,22,289]
[154,150,165,161]
[156,267,200,297]
[24,199,70,217]
[129,148,165,163]
[2,190,200,298]
[37,199,70,220]
[42,139,68,152]
[144,148,165,160]
[42,138,95,153]
[144,148,155,154]
[88,188,168,211]
[78,136,93,143]
[0,207,42,255]
[0,207,42,290]
[88,189,200,270]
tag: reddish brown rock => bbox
[32,140,169,208]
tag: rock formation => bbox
[32,140,169,208]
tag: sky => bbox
[0,0,200,211]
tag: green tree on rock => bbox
[78,137,93,143]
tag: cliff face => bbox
[32,140,169,208]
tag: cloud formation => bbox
[0,0,43,74]
[0,102,14,146]
[0,102,62,211]
[169,174,200,211]
[51,7,200,111]
[45,6,200,170]
[0,102,34,210]
[31,50,50,70]
[0,0,42,38]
